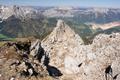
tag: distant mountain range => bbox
[1,5,120,23]
[42,6,120,23]
[0,5,120,41]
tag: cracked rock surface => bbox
[0,39,62,80]
[42,20,120,80]
[0,20,120,80]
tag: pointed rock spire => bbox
[56,19,65,28]
[41,20,84,74]
[42,19,84,44]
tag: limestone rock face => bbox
[69,33,120,80]
[42,20,84,74]
[42,20,120,80]
[78,33,120,80]
[42,20,83,45]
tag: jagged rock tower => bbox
[42,20,84,74]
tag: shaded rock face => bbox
[42,20,120,80]
[0,40,62,80]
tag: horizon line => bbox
[0,4,120,9]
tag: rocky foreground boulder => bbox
[0,40,62,80]
[0,20,120,80]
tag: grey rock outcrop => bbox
[30,40,41,57]
[42,20,84,74]
[42,20,120,80]
[77,33,120,80]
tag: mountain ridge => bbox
[0,19,120,80]
[0,5,120,42]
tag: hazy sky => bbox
[0,0,120,8]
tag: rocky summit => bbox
[42,20,120,80]
[0,20,120,80]
[41,20,84,74]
